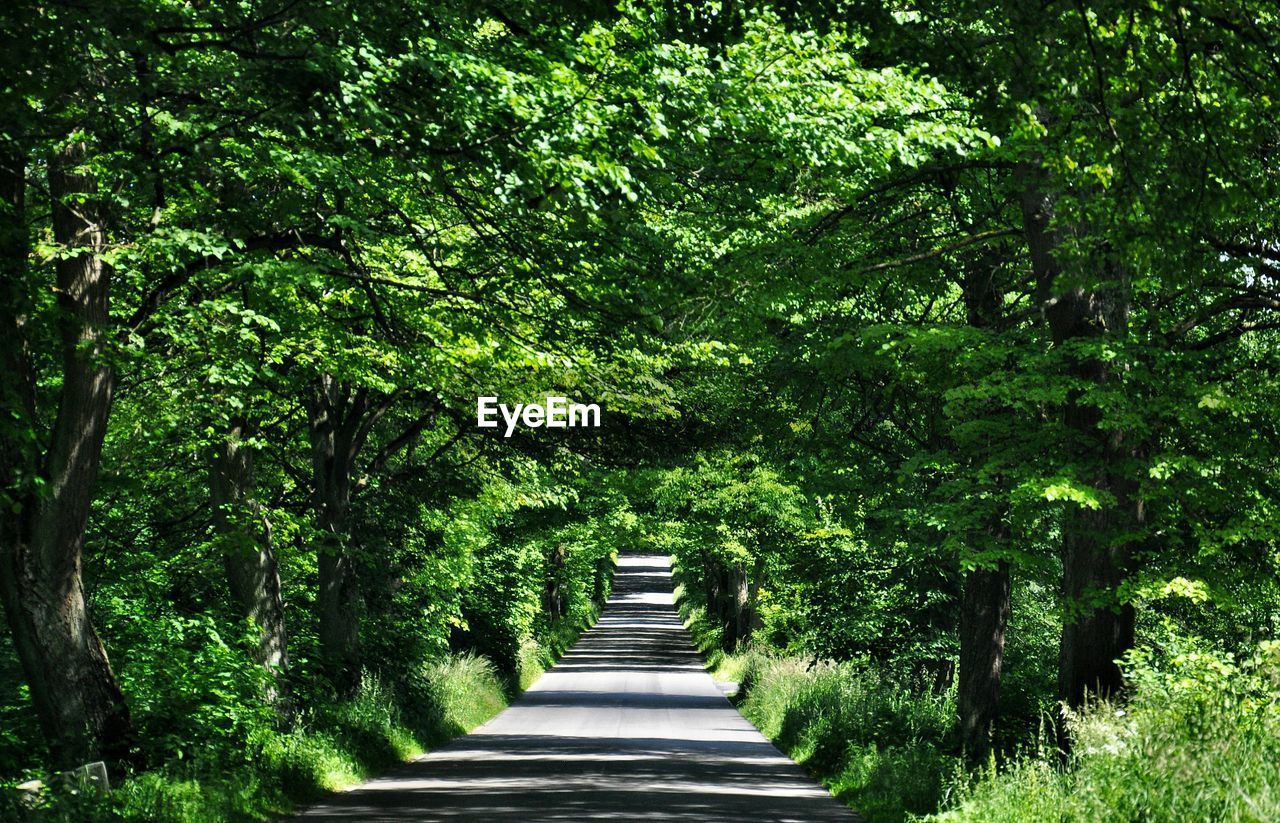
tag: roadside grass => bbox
[28,627,597,822]
[934,642,1280,823]
[677,625,1280,823]
[735,652,956,823]
[515,606,602,693]
[10,555,618,822]
[671,559,957,823]
[674,554,1280,823]
[669,578,738,682]
[92,658,506,823]
[410,653,511,744]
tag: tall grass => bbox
[25,607,607,822]
[736,651,957,823]
[408,653,509,743]
[674,556,1280,823]
[29,656,509,822]
[673,557,953,821]
[672,561,955,822]
[935,641,1280,823]
[691,632,1280,823]
[515,607,602,692]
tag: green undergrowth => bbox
[15,655,502,822]
[5,545,616,822]
[516,607,602,692]
[675,554,1280,822]
[18,619,600,823]
[736,654,957,822]
[672,560,957,822]
[935,640,1280,823]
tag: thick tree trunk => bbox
[1019,168,1137,720]
[211,418,289,684]
[308,375,367,697]
[1056,445,1137,709]
[955,258,1013,759]
[957,561,1010,759]
[316,544,359,695]
[0,144,134,769]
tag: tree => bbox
[211,416,289,681]
[0,138,137,769]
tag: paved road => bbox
[293,554,854,822]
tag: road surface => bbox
[293,554,854,822]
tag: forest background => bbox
[2,1,1279,820]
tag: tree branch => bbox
[845,228,1020,275]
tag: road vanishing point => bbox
[293,554,854,822]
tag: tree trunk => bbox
[592,554,611,605]
[954,257,1013,759]
[1056,445,1137,709]
[957,561,1010,759]
[1019,168,1137,722]
[308,375,368,697]
[702,550,722,623]
[717,561,749,652]
[211,417,290,686]
[0,143,134,769]
[746,554,765,636]
[730,561,750,648]
[543,543,567,622]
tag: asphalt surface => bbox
[292,554,854,822]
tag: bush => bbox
[15,657,512,822]
[107,767,280,823]
[5,486,616,821]
[111,613,276,769]
[405,653,507,743]
[736,652,956,822]
[457,523,614,685]
[936,639,1280,823]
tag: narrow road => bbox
[294,554,854,822]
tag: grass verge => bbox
[21,611,605,822]
[673,557,1280,822]
[670,558,957,823]
[934,642,1280,822]
[27,657,505,823]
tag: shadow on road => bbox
[292,555,854,822]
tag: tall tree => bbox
[955,255,1015,758]
[211,417,289,682]
[0,141,135,768]
[1017,168,1138,709]
[307,378,396,695]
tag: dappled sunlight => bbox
[294,555,852,822]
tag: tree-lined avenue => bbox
[293,555,852,822]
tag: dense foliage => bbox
[2,1,1279,820]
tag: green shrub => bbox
[456,521,614,685]
[108,767,282,823]
[736,652,957,822]
[111,613,276,769]
[13,657,513,822]
[937,639,1280,823]
[406,653,507,743]
[258,727,364,803]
